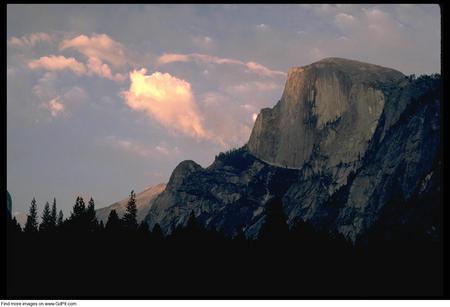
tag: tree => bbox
[50,198,57,229]
[12,217,22,233]
[122,190,138,231]
[67,196,87,232]
[258,197,290,242]
[57,210,64,227]
[105,209,121,232]
[71,196,86,218]
[39,201,52,232]
[98,220,105,231]
[86,197,98,231]
[24,198,38,233]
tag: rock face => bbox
[145,57,441,242]
[96,183,166,224]
[247,58,404,170]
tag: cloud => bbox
[28,55,87,75]
[105,136,180,158]
[226,81,281,94]
[8,32,53,48]
[245,62,285,77]
[32,72,88,119]
[157,53,190,65]
[252,113,258,122]
[41,97,66,117]
[122,68,209,141]
[87,57,126,82]
[105,136,153,158]
[256,23,270,30]
[193,35,213,49]
[156,53,286,77]
[59,33,127,67]
[335,13,356,28]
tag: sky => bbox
[7,4,441,218]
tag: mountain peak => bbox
[287,57,405,85]
[248,58,405,169]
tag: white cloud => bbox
[256,23,270,30]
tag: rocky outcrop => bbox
[146,149,299,236]
[145,58,441,242]
[96,183,166,223]
[247,58,404,170]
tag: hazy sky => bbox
[7,4,441,217]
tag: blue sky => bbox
[7,4,441,218]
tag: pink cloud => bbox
[41,97,66,117]
[156,53,286,77]
[59,34,127,67]
[245,62,286,77]
[8,32,53,48]
[87,57,126,82]
[157,53,190,65]
[28,55,87,75]
[122,69,209,141]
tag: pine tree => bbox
[39,201,52,232]
[57,210,64,227]
[24,198,38,233]
[12,217,22,233]
[86,197,98,231]
[105,209,121,232]
[68,196,86,232]
[50,198,57,229]
[122,190,137,231]
[71,196,86,218]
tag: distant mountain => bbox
[145,57,441,242]
[96,183,166,224]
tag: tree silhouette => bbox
[12,217,22,233]
[57,210,64,227]
[50,198,57,229]
[86,197,98,231]
[122,190,138,231]
[258,197,289,242]
[71,196,86,218]
[105,209,121,232]
[39,201,52,232]
[24,198,38,233]
[98,220,105,231]
[67,196,87,232]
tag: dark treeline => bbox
[6,191,443,297]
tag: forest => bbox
[6,189,443,298]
